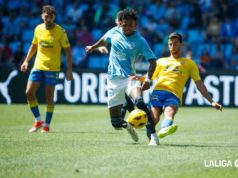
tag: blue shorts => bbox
[150,90,180,108]
[28,69,59,86]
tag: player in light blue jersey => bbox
[86,8,158,145]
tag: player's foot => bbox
[148,133,159,146]
[158,124,178,139]
[41,126,50,133]
[28,121,44,133]
[125,123,138,142]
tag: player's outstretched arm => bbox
[63,47,73,81]
[85,36,107,54]
[20,44,37,72]
[195,80,223,111]
[141,59,156,91]
[97,46,108,54]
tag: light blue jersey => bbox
[104,26,156,78]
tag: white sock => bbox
[35,116,42,122]
[151,133,158,140]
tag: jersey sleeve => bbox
[60,30,70,48]
[151,60,161,80]
[104,28,115,44]
[140,37,156,61]
[32,27,38,45]
[190,60,201,81]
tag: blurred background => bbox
[1,0,238,72]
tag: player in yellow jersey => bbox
[20,5,73,133]
[150,32,223,139]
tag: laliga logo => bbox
[0,70,18,104]
[204,159,238,168]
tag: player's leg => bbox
[41,71,59,133]
[42,85,55,133]
[158,105,178,138]
[26,70,43,132]
[108,77,138,142]
[157,91,180,139]
[121,94,135,120]
[128,80,157,141]
[151,106,163,126]
[109,104,125,129]
[109,101,139,142]
[149,106,163,145]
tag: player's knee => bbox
[25,89,34,98]
[111,117,124,128]
[134,97,145,108]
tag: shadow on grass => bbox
[51,130,120,134]
[162,143,238,148]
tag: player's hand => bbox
[20,62,28,72]
[211,102,223,111]
[66,70,73,81]
[85,46,94,54]
[128,75,145,83]
[141,81,150,91]
[98,46,108,54]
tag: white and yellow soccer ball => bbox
[127,109,148,129]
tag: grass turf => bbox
[0,104,238,178]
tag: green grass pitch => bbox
[0,104,238,178]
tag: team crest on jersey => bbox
[128,43,136,49]
[165,65,182,74]
[180,61,186,65]
[50,35,54,41]
[39,41,54,48]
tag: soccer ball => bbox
[127,109,148,129]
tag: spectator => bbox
[200,49,211,69]
[186,50,206,73]
[220,17,237,43]
[13,44,24,68]
[66,2,84,23]
[0,38,14,69]
[0,0,238,71]
[206,17,221,42]
[72,43,87,68]
[210,44,224,69]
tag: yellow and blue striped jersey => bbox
[32,23,70,71]
[152,57,201,103]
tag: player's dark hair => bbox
[121,8,138,21]
[169,32,183,43]
[42,5,56,15]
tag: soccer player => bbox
[20,5,73,133]
[97,10,158,145]
[86,8,158,145]
[150,32,223,139]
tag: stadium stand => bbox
[0,0,238,71]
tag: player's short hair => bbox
[116,10,123,22]
[121,8,138,21]
[42,5,56,15]
[169,32,183,43]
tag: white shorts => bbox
[107,77,142,108]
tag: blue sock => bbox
[45,112,53,126]
[28,100,41,121]
[135,97,156,134]
[146,122,154,139]
[45,105,54,126]
[161,118,173,128]
[31,107,40,118]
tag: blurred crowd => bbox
[1,0,238,72]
